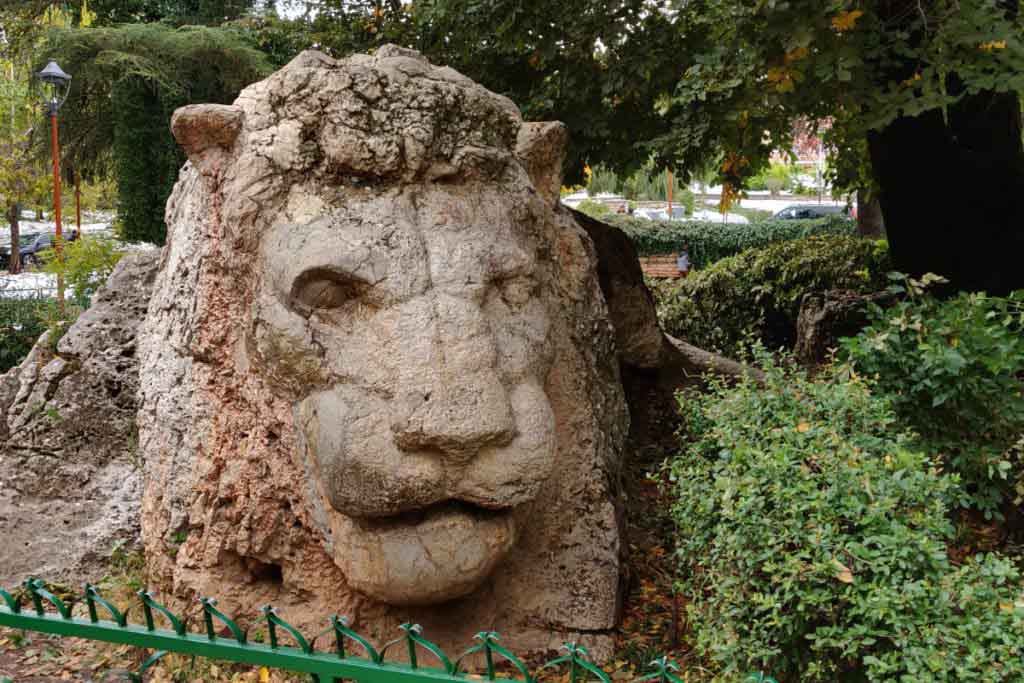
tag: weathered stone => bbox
[138,47,627,658]
[0,250,159,586]
[517,122,570,207]
[795,289,892,364]
[571,209,664,370]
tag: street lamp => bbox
[37,60,71,307]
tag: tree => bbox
[0,58,47,274]
[36,23,272,242]
[655,0,1024,293]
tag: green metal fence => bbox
[0,578,778,683]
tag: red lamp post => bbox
[37,60,71,308]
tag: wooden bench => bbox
[639,253,689,279]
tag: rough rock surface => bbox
[139,46,628,658]
[795,289,891,364]
[570,209,663,370]
[0,250,159,586]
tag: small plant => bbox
[41,235,125,307]
[100,539,147,600]
[36,298,83,353]
[842,275,1024,517]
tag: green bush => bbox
[747,161,794,195]
[575,199,614,219]
[842,277,1024,517]
[42,235,125,307]
[652,235,890,355]
[0,297,49,372]
[604,213,854,267]
[586,163,622,196]
[671,355,1024,681]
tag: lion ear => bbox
[516,121,568,207]
[171,104,243,171]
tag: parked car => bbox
[0,233,39,269]
[24,230,80,267]
[773,204,850,220]
[20,232,55,267]
[634,206,690,221]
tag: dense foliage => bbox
[0,297,48,372]
[651,235,889,355]
[657,1,1023,192]
[41,234,124,306]
[655,0,1024,292]
[671,356,1024,681]
[843,278,1024,517]
[608,214,854,265]
[35,24,272,243]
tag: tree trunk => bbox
[867,90,1024,294]
[855,188,884,238]
[7,203,21,275]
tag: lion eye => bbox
[497,275,535,307]
[290,269,370,314]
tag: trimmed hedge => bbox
[651,235,890,355]
[603,213,854,268]
[671,356,1024,681]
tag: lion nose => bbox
[390,294,515,460]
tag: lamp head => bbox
[37,61,72,113]
[38,61,71,87]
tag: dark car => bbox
[773,204,850,220]
[0,233,39,269]
[8,230,79,269]
[20,232,55,267]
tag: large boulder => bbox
[0,250,159,585]
[138,47,628,658]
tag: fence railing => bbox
[0,578,777,683]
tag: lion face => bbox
[248,181,560,604]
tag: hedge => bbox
[603,213,855,268]
[650,234,891,355]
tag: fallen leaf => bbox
[832,558,854,584]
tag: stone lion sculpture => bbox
[138,46,628,656]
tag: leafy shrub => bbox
[586,163,621,196]
[747,161,794,195]
[671,355,1024,681]
[42,235,125,307]
[652,235,890,355]
[604,213,854,268]
[842,277,1024,517]
[575,199,614,219]
[0,297,49,372]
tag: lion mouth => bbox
[331,498,519,605]
[357,498,512,528]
